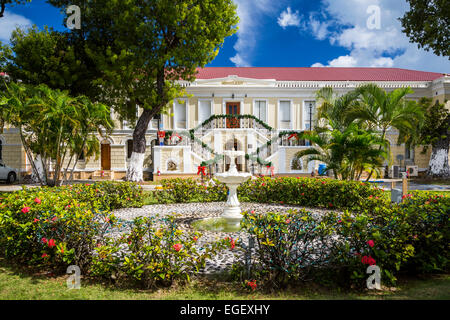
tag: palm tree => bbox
[294,124,387,180]
[315,87,360,131]
[350,84,424,179]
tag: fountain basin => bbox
[191,217,242,233]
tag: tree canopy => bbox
[400,0,450,57]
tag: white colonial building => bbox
[1,67,449,180]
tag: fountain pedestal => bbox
[215,150,252,226]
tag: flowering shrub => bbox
[0,182,143,271]
[90,215,233,288]
[155,178,227,203]
[237,209,336,288]
[238,177,387,211]
[69,181,144,210]
[235,192,448,290]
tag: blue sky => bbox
[1,0,449,73]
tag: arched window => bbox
[291,156,303,171]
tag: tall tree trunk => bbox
[127,68,167,182]
[127,109,154,182]
[427,137,450,177]
[31,154,47,185]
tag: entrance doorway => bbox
[101,142,111,170]
[226,102,240,128]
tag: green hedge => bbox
[153,176,387,211]
[154,178,227,203]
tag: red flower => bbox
[60,248,64,254]
[33,218,39,223]
[246,280,257,290]
[328,203,333,207]
[301,193,304,196]
[193,236,198,242]
[51,217,57,222]
[48,239,56,248]
[41,253,48,259]
[41,237,48,244]
[321,181,326,184]
[21,207,30,214]
[367,240,375,248]
[34,198,41,204]
[361,255,376,265]
[173,243,182,252]
[285,219,291,224]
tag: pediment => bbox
[194,75,276,87]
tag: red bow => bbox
[197,166,206,175]
[288,133,298,140]
[170,133,183,142]
[157,131,166,139]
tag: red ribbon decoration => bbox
[170,133,183,142]
[197,166,206,175]
[266,165,274,176]
[157,131,166,139]
[288,133,298,140]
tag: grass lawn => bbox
[0,259,448,300]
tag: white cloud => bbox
[0,12,32,43]
[230,0,284,67]
[309,14,330,41]
[309,0,450,72]
[277,7,301,29]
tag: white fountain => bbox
[215,148,252,227]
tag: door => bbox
[226,102,240,128]
[101,143,111,170]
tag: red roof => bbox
[196,67,444,82]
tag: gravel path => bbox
[111,202,339,275]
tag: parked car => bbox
[0,161,18,183]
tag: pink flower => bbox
[367,240,375,248]
[34,198,41,204]
[21,207,30,214]
[173,243,182,252]
[41,237,48,244]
